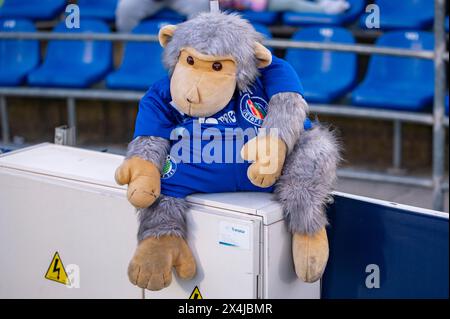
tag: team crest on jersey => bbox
[239,93,268,127]
[162,155,177,180]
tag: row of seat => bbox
[285,27,436,112]
[0,0,446,30]
[0,0,118,21]
[0,17,271,90]
[0,18,448,115]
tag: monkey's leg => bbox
[275,126,340,283]
[128,195,196,291]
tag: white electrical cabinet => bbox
[0,144,320,299]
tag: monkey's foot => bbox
[292,228,329,283]
[128,235,196,291]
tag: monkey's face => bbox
[170,47,238,118]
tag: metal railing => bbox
[0,31,443,60]
[0,0,448,210]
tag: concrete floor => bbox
[337,178,449,213]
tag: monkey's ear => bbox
[159,25,177,48]
[254,42,272,68]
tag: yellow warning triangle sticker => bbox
[189,286,203,299]
[44,252,69,285]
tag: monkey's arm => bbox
[262,92,308,154]
[126,136,170,170]
[258,60,338,284]
[116,78,175,208]
[260,56,309,153]
[116,136,170,209]
[241,57,309,188]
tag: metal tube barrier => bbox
[309,104,437,125]
[393,120,402,171]
[0,32,159,42]
[0,88,144,101]
[66,97,77,144]
[265,39,437,59]
[0,87,444,125]
[338,168,434,188]
[0,87,446,192]
[442,182,450,192]
[0,31,443,60]
[0,6,448,209]
[432,0,447,211]
[67,98,76,128]
[0,96,9,145]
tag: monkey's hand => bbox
[115,157,161,209]
[128,235,196,291]
[241,135,287,188]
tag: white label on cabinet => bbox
[218,221,250,250]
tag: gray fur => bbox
[126,136,170,172]
[262,92,309,154]
[275,125,341,235]
[163,12,263,91]
[128,137,188,240]
[137,195,189,241]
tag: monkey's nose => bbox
[186,86,200,104]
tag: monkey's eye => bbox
[212,62,223,71]
[186,56,195,65]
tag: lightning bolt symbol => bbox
[53,258,61,280]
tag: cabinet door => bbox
[0,170,140,299]
[146,206,261,299]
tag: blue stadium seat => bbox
[0,19,39,86]
[106,20,176,91]
[241,10,279,25]
[283,0,365,27]
[352,31,434,112]
[285,27,357,104]
[446,95,449,116]
[0,0,66,20]
[360,0,434,30]
[151,8,186,22]
[253,23,273,53]
[152,8,277,26]
[253,23,272,39]
[77,0,118,21]
[106,20,269,91]
[28,20,113,88]
[446,16,449,32]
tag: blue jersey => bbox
[133,56,311,198]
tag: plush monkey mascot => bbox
[116,12,340,291]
